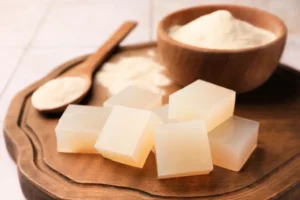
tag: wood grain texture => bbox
[4,42,300,200]
[157,4,287,93]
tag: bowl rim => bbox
[158,4,288,53]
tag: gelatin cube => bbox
[55,105,111,153]
[152,104,176,153]
[152,104,170,123]
[95,105,163,168]
[154,120,213,179]
[208,116,259,171]
[103,85,162,110]
[169,80,235,132]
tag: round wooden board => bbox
[4,42,300,200]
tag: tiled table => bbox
[0,0,299,199]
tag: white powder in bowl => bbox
[32,76,86,110]
[169,10,276,50]
[95,56,179,96]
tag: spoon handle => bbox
[80,21,137,75]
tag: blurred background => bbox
[0,0,299,199]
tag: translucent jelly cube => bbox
[95,105,163,168]
[55,105,111,153]
[154,120,213,179]
[152,104,169,123]
[169,80,235,132]
[208,116,259,171]
[103,85,162,110]
[152,104,174,153]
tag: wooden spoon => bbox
[32,21,137,113]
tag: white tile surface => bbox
[0,47,96,121]
[281,36,300,71]
[0,49,23,94]
[265,0,300,36]
[32,0,151,47]
[0,123,25,200]
[0,1,50,47]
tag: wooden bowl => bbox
[157,4,287,93]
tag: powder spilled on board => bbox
[95,55,180,97]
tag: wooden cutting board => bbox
[4,42,300,200]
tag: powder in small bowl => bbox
[169,10,276,50]
[32,77,86,110]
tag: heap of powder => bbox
[95,55,179,96]
[32,77,86,109]
[169,10,276,50]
